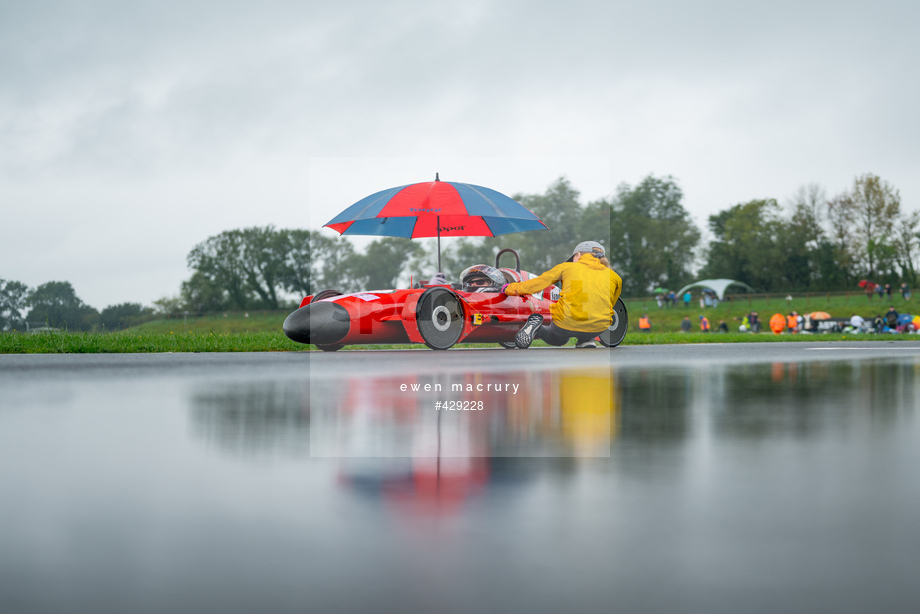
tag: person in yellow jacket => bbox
[502,241,622,349]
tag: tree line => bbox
[161,171,912,312]
[4,171,914,329]
[0,279,150,331]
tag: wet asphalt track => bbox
[4,341,920,379]
[5,341,920,614]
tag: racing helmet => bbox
[460,265,505,290]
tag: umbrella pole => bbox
[437,216,442,273]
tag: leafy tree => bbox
[809,240,852,290]
[99,302,150,330]
[238,226,289,309]
[826,193,860,283]
[152,295,183,317]
[351,237,423,289]
[180,271,229,313]
[786,183,827,250]
[610,176,700,296]
[26,281,99,330]
[892,210,920,287]
[187,230,251,310]
[1,278,30,330]
[439,237,501,280]
[513,178,590,271]
[700,199,786,291]
[440,178,591,279]
[832,174,901,278]
[283,229,359,295]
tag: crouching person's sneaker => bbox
[515,314,544,349]
[575,339,597,349]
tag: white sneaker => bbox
[575,340,597,348]
[515,314,544,349]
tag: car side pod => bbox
[283,301,350,345]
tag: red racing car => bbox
[283,249,628,351]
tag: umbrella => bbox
[324,174,548,271]
[653,287,668,294]
[809,311,832,320]
[858,280,870,288]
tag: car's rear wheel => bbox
[417,287,464,350]
[597,298,628,348]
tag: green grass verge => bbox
[0,329,912,354]
[624,292,914,333]
[0,330,301,354]
[127,311,288,334]
[2,293,915,354]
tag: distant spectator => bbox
[901,282,911,301]
[865,281,876,300]
[718,320,728,333]
[639,313,652,333]
[886,306,899,330]
[699,315,710,332]
[877,284,885,299]
[749,311,761,333]
[770,313,787,334]
[738,314,750,332]
[656,294,663,309]
[683,291,691,308]
[680,316,692,332]
[667,291,676,307]
[885,283,892,299]
[803,313,815,333]
[849,314,867,333]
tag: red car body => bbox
[283,252,628,351]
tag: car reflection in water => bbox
[312,368,619,515]
[190,368,619,515]
[173,357,920,612]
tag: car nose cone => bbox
[283,301,350,345]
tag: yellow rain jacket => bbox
[504,254,622,332]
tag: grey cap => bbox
[567,240,605,262]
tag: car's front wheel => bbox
[416,287,464,350]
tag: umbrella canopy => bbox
[324,175,548,271]
[809,311,832,320]
[653,287,668,294]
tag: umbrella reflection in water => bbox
[314,368,619,516]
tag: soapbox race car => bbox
[283,249,629,351]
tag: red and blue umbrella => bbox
[324,174,548,270]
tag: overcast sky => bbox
[2,0,918,309]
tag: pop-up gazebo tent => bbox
[675,279,754,300]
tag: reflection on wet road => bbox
[2,349,919,613]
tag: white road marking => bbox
[806,347,920,351]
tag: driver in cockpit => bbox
[458,265,507,292]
